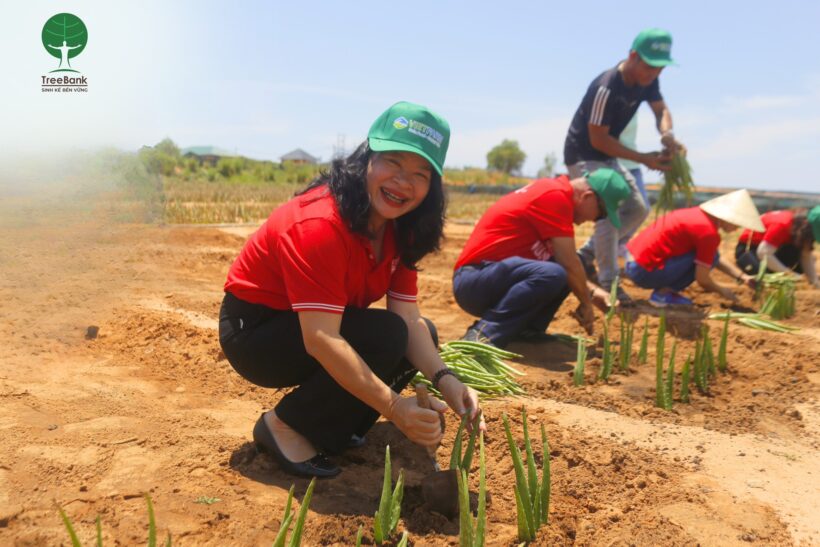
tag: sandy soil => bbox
[1,196,818,546]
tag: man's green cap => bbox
[586,168,631,228]
[632,28,676,67]
[808,205,820,243]
[368,101,450,175]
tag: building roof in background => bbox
[181,145,234,157]
[280,148,318,162]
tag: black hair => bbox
[298,141,446,268]
[791,213,814,250]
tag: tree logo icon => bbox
[42,13,88,73]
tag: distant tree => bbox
[487,139,526,174]
[154,138,181,159]
[536,152,557,178]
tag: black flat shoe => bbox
[253,413,341,478]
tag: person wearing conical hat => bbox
[624,190,764,306]
[735,206,820,288]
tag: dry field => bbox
[0,186,818,546]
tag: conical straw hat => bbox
[699,189,764,232]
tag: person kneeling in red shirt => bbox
[735,206,820,288]
[219,102,481,478]
[625,190,764,307]
[452,168,631,348]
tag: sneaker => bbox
[649,290,693,307]
[577,251,598,283]
[461,323,498,346]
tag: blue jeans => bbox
[569,160,650,288]
[625,251,719,292]
[453,257,570,347]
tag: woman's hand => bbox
[437,374,485,431]
[718,286,738,302]
[387,396,444,448]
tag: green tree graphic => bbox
[42,13,88,71]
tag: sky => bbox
[3,1,820,192]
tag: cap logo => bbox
[407,119,444,149]
[392,116,409,130]
[650,41,671,52]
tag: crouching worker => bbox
[219,102,481,478]
[735,206,820,288]
[452,168,631,348]
[624,189,764,307]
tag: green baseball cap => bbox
[585,168,631,228]
[632,28,676,67]
[368,101,450,175]
[808,205,820,242]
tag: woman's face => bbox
[366,151,432,226]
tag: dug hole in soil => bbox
[0,197,818,546]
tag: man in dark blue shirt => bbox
[564,28,685,302]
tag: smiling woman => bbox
[217,101,483,479]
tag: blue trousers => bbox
[625,251,719,292]
[453,257,570,347]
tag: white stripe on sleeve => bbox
[590,87,610,126]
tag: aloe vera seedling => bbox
[654,313,666,409]
[59,495,172,547]
[662,341,677,411]
[598,322,613,381]
[502,409,550,542]
[373,445,405,545]
[272,479,317,547]
[618,313,635,372]
[637,316,649,364]
[717,313,729,373]
[680,355,692,403]
[573,338,587,386]
[458,431,487,547]
[450,410,483,471]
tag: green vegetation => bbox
[573,338,587,386]
[656,152,694,214]
[708,312,799,333]
[486,139,526,174]
[59,494,171,546]
[414,341,525,399]
[273,479,317,547]
[450,410,483,471]
[373,446,405,545]
[458,432,488,547]
[502,409,550,543]
[757,272,797,319]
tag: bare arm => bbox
[800,249,819,287]
[695,263,737,301]
[649,100,685,153]
[756,241,790,273]
[588,124,669,171]
[551,236,605,333]
[298,310,442,446]
[387,299,482,425]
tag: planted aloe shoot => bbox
[415,341,525,398]
[373,446,405,545]
[637,317,649,364]
[618,313,635,372]
[598,322,613,381]
[680,355,692,403]
[656,152,694,215]
[758,272,796,320]
[702,327,716,378]
[717,314,729,373]
[457,431,487,547]
[502,409,551,542]
[450,410,483,471]
[654,313,667,409]
[573,338,587,386]
[59,495,173,547]
[663,340,677,411]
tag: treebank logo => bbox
[41,13,89,93]
[392,117,409,130]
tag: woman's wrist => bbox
[431,368,457,392]
[383,391,401,421]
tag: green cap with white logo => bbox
[368,101,450,175]
[632,28,676,67]
[585,168,632,228]
[808,205,820,243]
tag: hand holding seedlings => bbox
[572,302,595,334]
[436,373,484,431]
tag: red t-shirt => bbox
[738,210,793,247]
[454,176,575,270]
[224,186,417,313]
[627,207,720,271]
